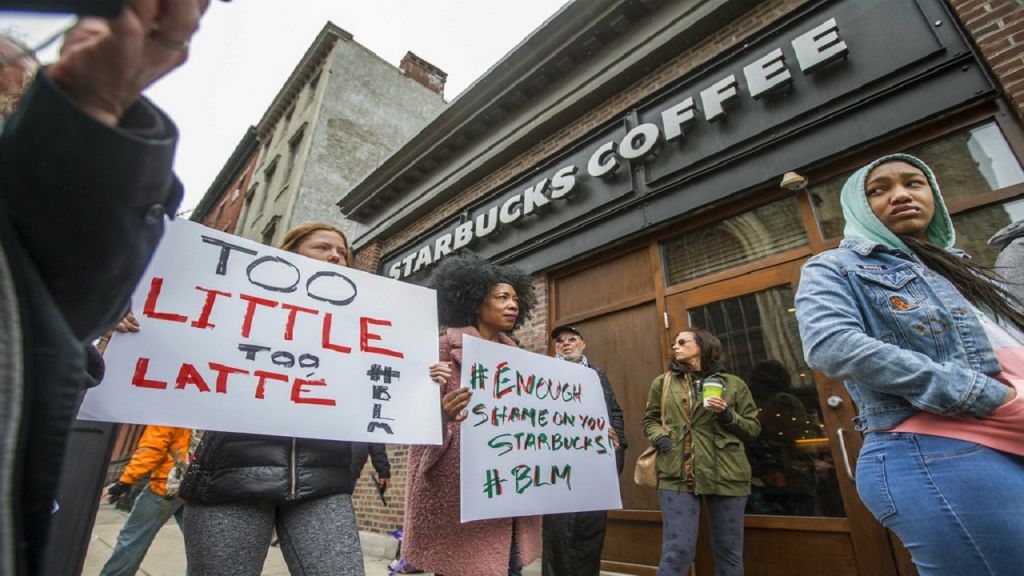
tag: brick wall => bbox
[198,153,256,233]
[382,0,811,253]
[950,0,1024,120]
[516,275,550,355]
[353,238,383,273]
[352,444,408,536]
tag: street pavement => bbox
[84,503,545,575]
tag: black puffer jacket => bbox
[179,431,353,504]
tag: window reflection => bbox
[965,123,1024,190]
[953,196,1024,267]
[662,197,807,285]
[689,287,845,517]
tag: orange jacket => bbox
[118,426,191,497]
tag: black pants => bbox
[542,510,607,576]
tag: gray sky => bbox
[1,1,568,214]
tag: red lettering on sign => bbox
[175,363,211,392]
[132,357,168,389]
[239,294,280,338]
[191,286,232,329]
[291,378,336,406]
[208,362,250,394]
[253,369,289,399]
[281,303,319,341]
[360,317,404,359]
[142,277,188,323]
[321,313,352,354]
[129,357,339,411]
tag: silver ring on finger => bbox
[150,29,189,52]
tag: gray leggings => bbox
[657,490,746,576]
[183,493,365,576]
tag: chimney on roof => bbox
[400,51,447,96]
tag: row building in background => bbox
[192,22,448,246]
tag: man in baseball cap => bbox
[543,325,627,576]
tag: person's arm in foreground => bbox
[0,0,208,342]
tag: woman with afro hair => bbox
[402,252,540,576]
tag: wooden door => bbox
[550,247,669,574]
[664,260,901,576]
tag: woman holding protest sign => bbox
[178,223,362,575]
[642,328,760,576]
[179,223,451,576]
[402,252,540,576]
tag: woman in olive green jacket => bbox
[643,328,760,576]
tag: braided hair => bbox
[904,236,1024,330]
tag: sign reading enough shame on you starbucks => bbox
[459,335,621,522]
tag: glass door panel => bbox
[666,260,903,576]
[689,286,844,517]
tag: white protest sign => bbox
[459,335,622,522]
[79,219,441,444]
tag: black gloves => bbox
[654,436,673,453]
[106,481,132,503]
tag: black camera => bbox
[0,1,127,17]
[0,0,229,16]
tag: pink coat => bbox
[402,326,542,575]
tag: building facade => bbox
[341,0,1024,574]
[190,126,259,232]
[236,23,448,248]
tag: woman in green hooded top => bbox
[795,153,1024,576]
[642,327,760,576]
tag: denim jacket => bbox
[795,238,1008,432]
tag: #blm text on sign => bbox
[459,336,622,523]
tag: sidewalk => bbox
[84,503,544,575]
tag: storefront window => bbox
[952,196,1024,267]
[662,197,808,285]
[688,286,845,517]
[811,121,1024,240]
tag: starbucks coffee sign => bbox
[385,18,850,280]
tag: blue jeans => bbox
[857,433,1024,576]
[100,484,184,576]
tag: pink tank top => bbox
[891,308,1024,456]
